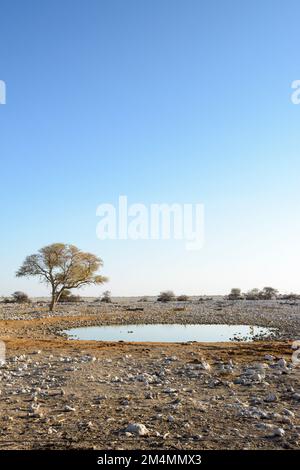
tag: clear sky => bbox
[1,0,300,297]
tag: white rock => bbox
[165,356,178,362]
[199,361,211,371]
[111,376,122,383]
[163,388,177,394]
[124,423,149,436]
[272,427,285,437]
[63,405,76,412]
[29,403,40,412]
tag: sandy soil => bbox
[0,299,299,450]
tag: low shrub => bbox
[228,288,243,300]
[177,295,189,302]
[12,291,30,303]
[245,287,278,300]
[58,290,81,303]
[101,290,112,303]
[157,291,175,302]
[280,293,299,300]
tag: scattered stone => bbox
[277,358,287,368]
[271,427,285,438]
[265,355,275,361]
[124,423,149,436]
[0,298,299,451]
[283,408,295,418]
[265,393,277,403]
[63,405,76,412]
[163,388,177,394]
[196,360,211,371]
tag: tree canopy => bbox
[16,243,108,310]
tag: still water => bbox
[64,324,275,343]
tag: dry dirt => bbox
[0,299,299,450]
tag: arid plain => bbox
[0,298,299,450]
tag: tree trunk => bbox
[49,286,66,312]
[49,287,57,312]
[49,295,56,312]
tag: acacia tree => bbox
[260,287,278,300]
[16,243,108,311]
[101,290,112,303]
[228,288,242,300]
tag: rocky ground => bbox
[0,298,299,450]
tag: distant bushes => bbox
[157,292,189,302]
[228,288,243,300]
[1,291,31,304]
[228,286,284,301]
[12,291,30,303]
[280,293,300,300]
[258,287,279,300]
[1,286,297,306]
[177,295,189,302]
[244,288,261,300]
[101,290,112,303]
[198,296,213,302]
[58,290,82,303]
[157,291,176,302]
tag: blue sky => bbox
[0,0,300,296]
